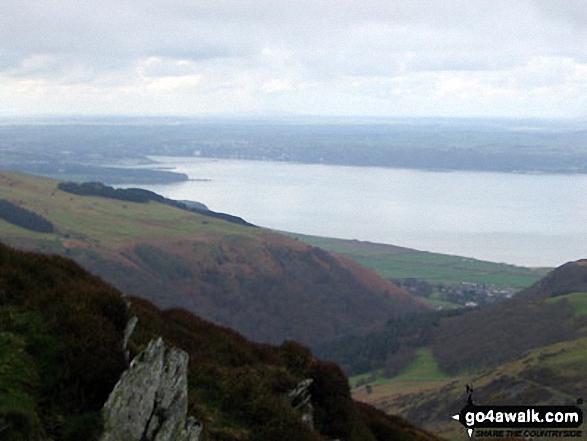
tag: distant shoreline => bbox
[144,154,587,178]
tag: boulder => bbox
[100,337,202,441]
[283,378,314,429]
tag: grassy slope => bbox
[0,243,129,441]
[546,292,587,316]
[356,337,587,440]
[0,170,249,247]
[289,233,550,290]
[313,260,575,400]
[0,171,427,348]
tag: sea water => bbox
[122,156,587,267]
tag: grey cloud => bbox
[1,0,585,117]
[531,0,587,31]
[0,0,249,63]
[2,1,586,70]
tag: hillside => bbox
[0,170,427,348]
[356,336,587,439]
[0,241,442,441]
[323,260,586,377]
[350,261,587,439]
[429,260,587,374]
[288,233,550,309]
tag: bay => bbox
[124,157,587,267]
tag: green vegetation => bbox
[366,336,587,440]
[0,199,54,233]
[315,308,467,377]
[58,180,254,226]
[0,331,40,441]
[0,243,128,440]
[0,171,258,248]
[351,262,587,440]
[58,181,168,203]
[0,171,244,246]
[350,348,454,429]
[393,348,449,381]
[349,370,386,389]
[350,347,449,388]
[431,298,579,375]
[289,233,549,289]
[546,292,587,316]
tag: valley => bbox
[0,170,426,348]
[0,169,585,440]
[347,264,587,439]
[3,0,587,437]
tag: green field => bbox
[351,348,455,427]
[351,347,451,388]
[289,233,550,290]
[0,171,258,249]
[393,348,450,381]
[546,292,587,316]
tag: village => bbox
[394,278,517,308]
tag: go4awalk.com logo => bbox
[451,385,584,438]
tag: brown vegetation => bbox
[0,171,428,350]
[0,242,442,441]
[430,297,578,374]
[73,237,427,348]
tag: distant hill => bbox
[0,171,427,348]
[515,259,587,300]
[0,241,442,441]
[3,118,587,177]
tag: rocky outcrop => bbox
[100,338,202,441]
[283,378,314,429]
[122,315,138,363]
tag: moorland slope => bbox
[0,241,443,441]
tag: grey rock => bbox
[283,378,314,429]
[185,417,203,440]
[100,337,202,441]
[122,316,138,363]
[179,200,209,211]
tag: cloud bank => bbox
[1,0,586,117]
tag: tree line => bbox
[58,181,255,227]
[0,199,54,233]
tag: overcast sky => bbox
[1,0,586,118]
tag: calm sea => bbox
[124,157,587,267]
